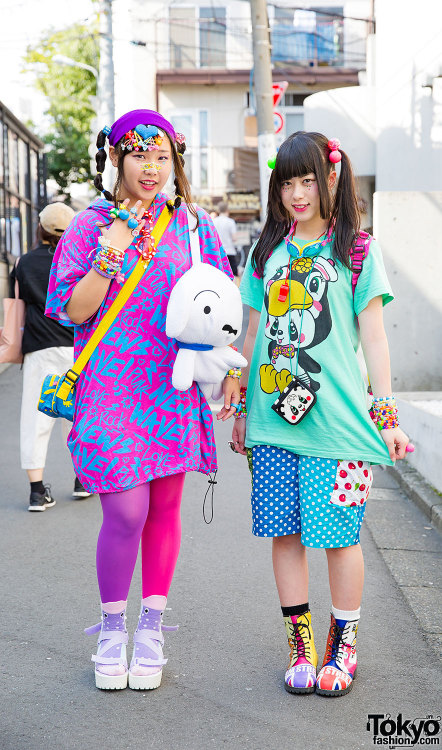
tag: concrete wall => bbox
[397,395,442,494]
[304,86,375,175]
[375,1,442,191]
[373,191,442,390]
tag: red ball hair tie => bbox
[328,138,341,164]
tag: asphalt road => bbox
[1,364,441,750]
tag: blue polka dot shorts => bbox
[248,445,373,548]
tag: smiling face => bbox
[109,133,173,208]
[280,172,336,224]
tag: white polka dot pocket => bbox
[329,460,373,508]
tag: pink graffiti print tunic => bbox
[46,196,232,494]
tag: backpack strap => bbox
[186,205,201,265]
[350,230,372,298]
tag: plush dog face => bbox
[166,263,243,346]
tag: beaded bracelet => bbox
[92,244,125,281]
[226,367,242,379]
[369,396,399,430]
[234,386,247,419]
[97,236,125,255]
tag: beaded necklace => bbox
[278,221,332,305]
[135,200,156,268]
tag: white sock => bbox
[332,606,360,622]
[142,594,167,611]
[101,599,127,615]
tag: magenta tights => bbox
[96,473,185,603]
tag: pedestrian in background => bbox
[213,201,239,277]
[233,131,410,697]
[10,202,92,511]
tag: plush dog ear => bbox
[166,274,192,339]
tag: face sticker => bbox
[141,162,163,172]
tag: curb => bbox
[385,460,442,535]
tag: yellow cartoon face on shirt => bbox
[262,255,338,393]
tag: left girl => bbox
[45,109,239,691]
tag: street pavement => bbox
[1,363,441,750]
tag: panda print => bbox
[271,378,317,424]
[260,255,338,395]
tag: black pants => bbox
[227,254,239,276]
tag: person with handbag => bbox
[10,202,92,511]
[45,109,239,692]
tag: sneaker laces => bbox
[328,621,346,662]
[287,618,313,662]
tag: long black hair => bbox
[93,128,198,222]
[252,131,360,277]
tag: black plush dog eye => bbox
[204,306,211,314]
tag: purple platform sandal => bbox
[129,604,178,691]
[85,609,129,690]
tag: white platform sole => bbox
[128,669,162,691]
[95,669,128,690]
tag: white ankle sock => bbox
[332,606,360,622]
[101,600,127,615]
[142,594,167,611]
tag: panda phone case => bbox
[271,376,317,425]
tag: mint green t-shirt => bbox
[240,234,394,466]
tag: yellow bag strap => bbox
[58,202,173,396]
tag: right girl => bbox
[233,131,410,697]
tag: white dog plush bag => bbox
[166,207,247,400]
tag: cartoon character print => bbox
[260,254,338,395]
[271,378,316,425]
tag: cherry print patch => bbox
[329,459,373,508]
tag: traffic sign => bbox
[272,81,289,108]
[273,111,284,134]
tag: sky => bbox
[0,0,96,127]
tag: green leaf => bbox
[23,20,99,197]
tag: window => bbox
[169,7,196,68]
[0,103,46,261]
[169,110,209,191]
[271,6,344,65]
[200,7,226,68]
[284,110,304,137]
[169,6,226,69]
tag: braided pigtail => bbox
[94,130,113,202]
[173,177,182,209]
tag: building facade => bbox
[0,101,47,318]
[303,1,442,389]
[112,0,370,233]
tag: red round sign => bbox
[273,111,284,134]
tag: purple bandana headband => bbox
[103,109,181,147]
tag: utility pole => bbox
[98,0,115,127]
[250,0,275,222]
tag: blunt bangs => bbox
[275,132,321,183]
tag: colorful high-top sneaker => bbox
[316,613,358,697]
[283,610,318,694]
